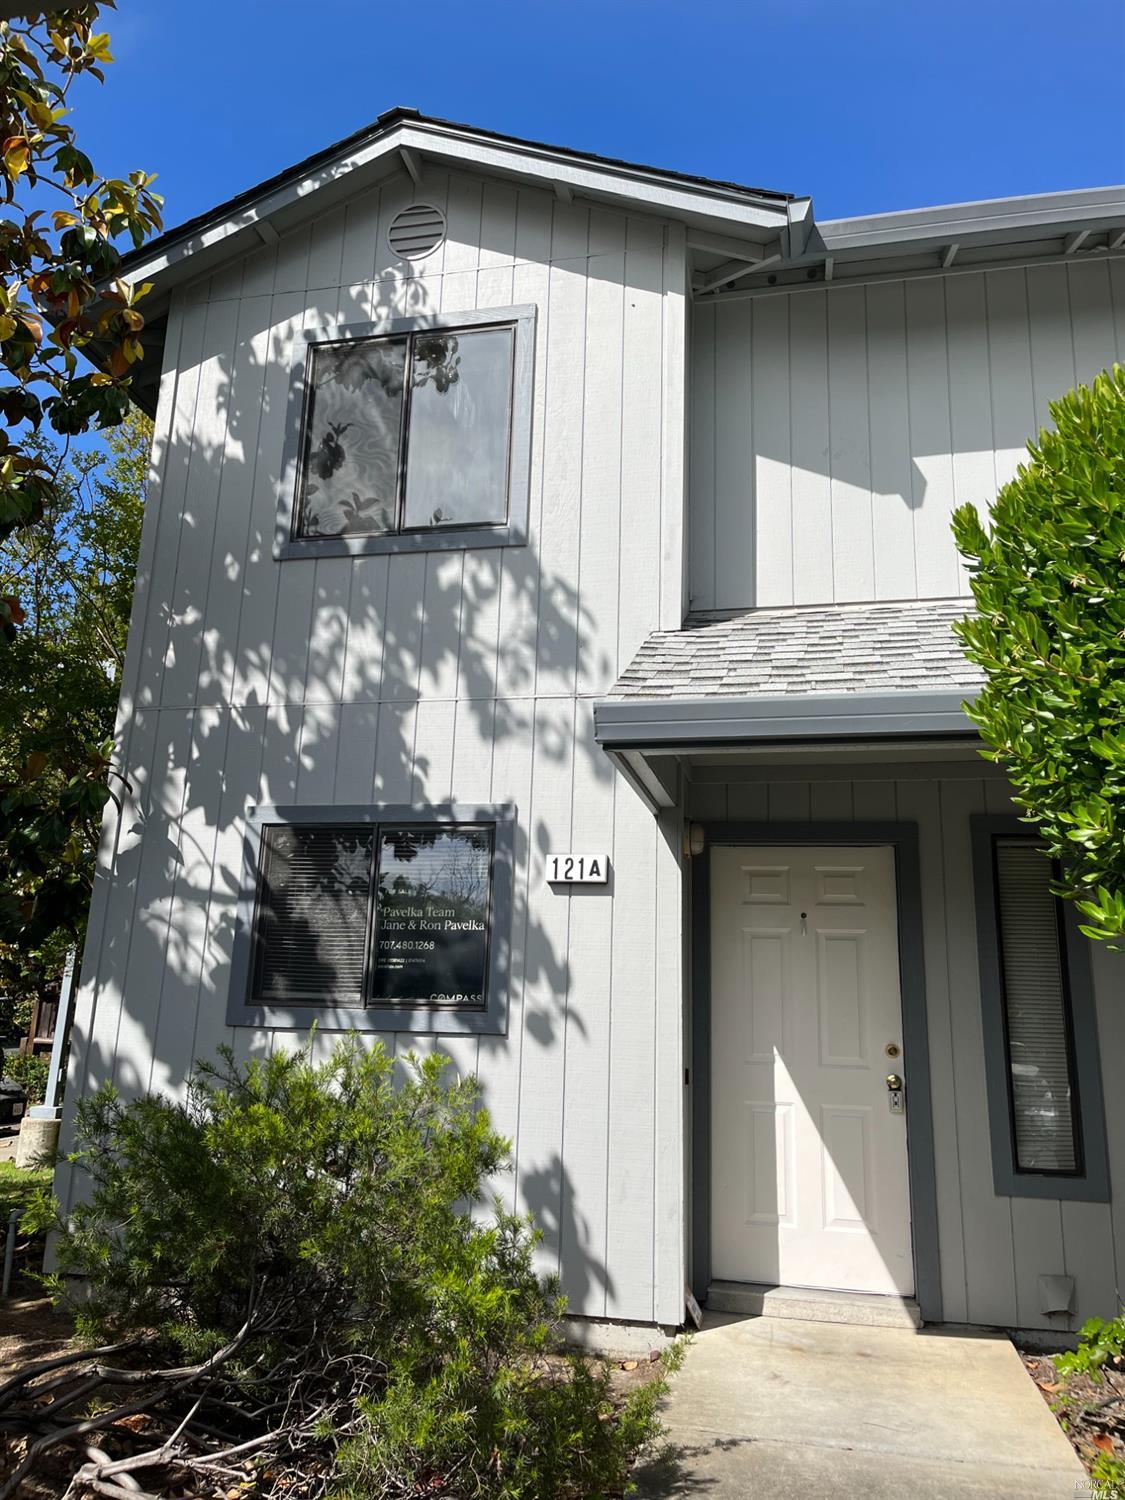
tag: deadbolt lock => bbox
[885,1042,900,1058]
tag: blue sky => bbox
[79,0,1125,232]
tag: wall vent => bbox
[388,203,446,261]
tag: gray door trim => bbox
[691,820,942,1323]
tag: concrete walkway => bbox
[636,1313,1088,1499]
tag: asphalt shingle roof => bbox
[607,598,983,701]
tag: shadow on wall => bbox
[689,260,1122,608]
[58,194,626,1314]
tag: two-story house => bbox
[58,108,1125,1339]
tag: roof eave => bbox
[594,690,980,750]
[698,183,1125,296]
[117,114,795,313]
[816,185,1125,252]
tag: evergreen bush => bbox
[13,1036,674,1498]
[953,365,1125,941]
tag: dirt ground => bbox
[0,1296,76,1374]
[1023,1348,1125,1477]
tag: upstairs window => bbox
[278,308,535,560]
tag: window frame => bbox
[228,803,516,1034]
[970,815,1110,1202]
[275,306,536,561]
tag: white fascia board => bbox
[817,184,1125,255]
[594,690,979,748]
[398,122,789,232]
[119,121,790,294]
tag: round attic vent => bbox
[388,203,446,260]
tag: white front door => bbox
[710,845,914,1296]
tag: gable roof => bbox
[119,106,797,304]
[112,107,803,413]
[124,106,793,279]
[112,105,1123,411]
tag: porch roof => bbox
[607,598,981,703]
[594,600,983,805]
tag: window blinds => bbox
[251,825,374,1004]
[994,839,1079,1173]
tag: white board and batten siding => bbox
[690,258,1125,611]
[61,166,690,1327]
[687,766,1125,1335]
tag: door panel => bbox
[711,845,914,1296]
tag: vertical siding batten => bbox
[827,287,874,601]
[751,295,791,606]
[904,278,959,598]
[691,264,1122,610]
[62,298,185,1202]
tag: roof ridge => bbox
[117,107,794,278]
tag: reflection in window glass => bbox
[372,826,493,1007]
[297,338,406,538]
[402,327,514,529]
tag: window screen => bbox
[295,324,515,540]
[994,839,1081,1174]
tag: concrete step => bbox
[707,1280,923,1329]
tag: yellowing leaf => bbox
[4,145,29,180]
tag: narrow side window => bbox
[993,839,1081,1175]
[971,816,1110,1203]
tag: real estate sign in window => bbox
[371,826,493,1006]
[231,806,513,1035]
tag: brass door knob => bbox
[886,1073,903,1091]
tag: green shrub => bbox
[3,1049,49,1104]
[0,1158,52,1219]
[953,364,1125,942]
[1056,1312,1125,1382]
[28,1037,671,1497]
[1054,1313,1125,1498]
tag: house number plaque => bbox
[546,853,608,885]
